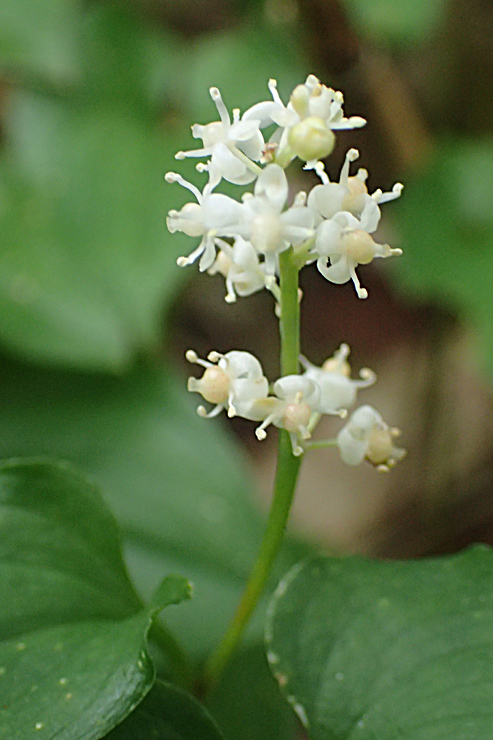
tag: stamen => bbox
[165,172,202,201]
[268,78,282,105]
[348,115,366,128]
[209,87,230,126]
[359,368,377,384]
[313,160,328,184]
[340,148,359,186]
[349,264,368,299]
[186,350,212,369]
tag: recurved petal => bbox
[317,254,352,284]
[254,164,288,212]
[336,426,368,465]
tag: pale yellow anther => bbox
[342,230,376,264]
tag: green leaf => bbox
[266,546,493,739]
[208,643,298,740]
[0,356,305,657]
[343,0,446,46]
[393,137,493,377]
[0,0,80,84]
[106,680,224,740]
[0,459,191,740]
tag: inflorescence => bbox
[166,75,406,470]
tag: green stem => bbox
[200,249,302,696]
[150,620,194,691]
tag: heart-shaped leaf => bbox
[106,680,224,740]
[0,459,191,740]
[266,546,493,739]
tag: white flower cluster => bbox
[167,75,406,470]
[166,76,403,300]
[186,344,404,469]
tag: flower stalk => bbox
[200,249,302,696]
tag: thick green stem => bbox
[200,249,302,696]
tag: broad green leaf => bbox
[107,680,224,740]
[0,356,306,657]
[343,0,446,46]
[0,459,191,740]
[393,138,493,377]
[0,0,80,83]
[208,643,298,740]
[266,546,493,739]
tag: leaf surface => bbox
[107,680,224,740]
[0,459,191,740]
[267,547,493,739]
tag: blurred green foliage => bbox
[344,0,447,46]
[394,138,493,376]
[0,4,189,371]
[0,0,80,83]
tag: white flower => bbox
[313,209,402,299]
[208,237,268,303]
[186,349,269,419]
[337,404,406,471]
[301,343,376,413]
[244,375,320,456]
[224,164,314,275]
[308,149,403,230]
[244,76,366,168]
[165,172,243,271]
[175,87,264,185]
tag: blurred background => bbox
[0,0,493,736]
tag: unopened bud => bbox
[190,366,230,404]
[366,426,394,466]
[288,117,335,162]
[282,402,312,433]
